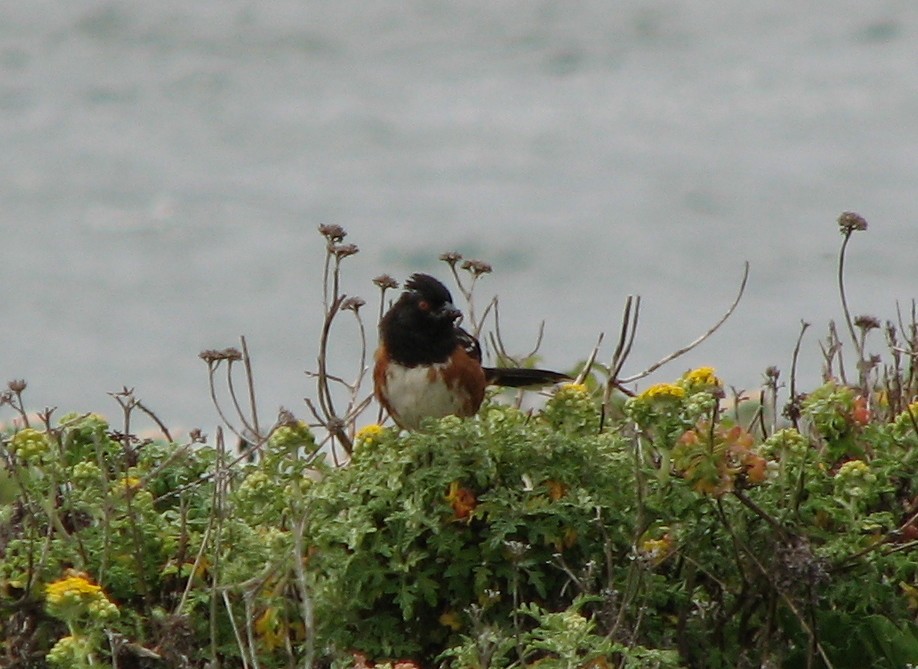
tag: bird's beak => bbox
[436,303,462,322]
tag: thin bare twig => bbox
[315,295,353,455]
[621,261,750,384]
[209,428,228,667]
[205,361,247,444]
[574,333,605,386]
[788,321,810,430]
[134,400,173,443]
[733,489,791,540]
[600,295,641,430]
[837,228,860,358]
[226,354,257,439]
[487,299,547,367]
[293,516,316,669]
[610,296,641,382]
[223,590,251,669]
[240,336,261,438]
[243,590,262,669]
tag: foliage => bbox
[304,394,634,662]
[5,371,916,668]
[2,216,917,668]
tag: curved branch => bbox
[622,261,749,384]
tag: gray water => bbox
[2,1,917,430]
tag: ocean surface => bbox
[2,1,916,431]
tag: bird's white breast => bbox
[383,361,472,430]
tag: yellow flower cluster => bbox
[355,423,385,446]
[761,428,809,459]
[268,420,317,451]
[834,459,877,500]
[10,428,50,462]
[540,381,600,433]
[836,459,871,480]
[639,383,685,401]
[680,366,722,390]
[71,461,103,482]
[47,634,94,666]
[45,575,103,604]
[113,476,142,492]
[45,573,118,622]
[558,382,589,395]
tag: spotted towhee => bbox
[374,273,570,430]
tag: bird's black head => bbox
[379,273,463,365]
[403,273,460,320]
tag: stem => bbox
[837,230,860,358]
[241,336,261,439]
[208,429,227,668]
[733,489,791,540]
[293,517,316,669]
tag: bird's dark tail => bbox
[483,367,571,388]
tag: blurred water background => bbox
[2,1,916,429]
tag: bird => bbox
[373,273,570,430]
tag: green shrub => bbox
[3,217,917,668]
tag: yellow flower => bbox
[559,382,589,395]
[355,423,384,446]
[834,459,876,500]
[45,575,103,606]
[836,459,870,478]
[45,573,118,622]
[681,366,722,389]
[10,428,50,462]
[47,634,93,666]
[639,383,685,401]
[114,476,142,492]
[268,420,316,451]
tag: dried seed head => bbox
[838,211,868,234]
[853,315,881,331]
[783,393,804,422]
[198,348,242,363]
[372,274,399,290]
[332,243,359,259]
[188,428,206,443]
[318,224,347,243]
[764,366,780,382]
[461,259,492,276]
[276,408,298,427]
[199,349,220,364]
[8,379,27,393]
[341,296,366,312]
[439,251,463,266]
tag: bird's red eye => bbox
[417,300,430,311]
